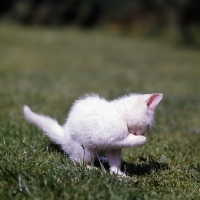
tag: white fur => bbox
[23,93,162,175]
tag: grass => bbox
[0,23,200,199]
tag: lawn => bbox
[0,23,200,199]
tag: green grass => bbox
[0,23,200,199]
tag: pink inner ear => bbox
[145,93,163,110]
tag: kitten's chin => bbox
[134,132,145,136]
[129,131,145,136]
[128,127,146,136]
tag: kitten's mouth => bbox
[132,132,145,136]
[128,129,145,136]
[128,127,147,136]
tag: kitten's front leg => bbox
[106,149,124,175]
[115,134,146,148]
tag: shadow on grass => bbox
[93,158,169,176]
[121,160,169,176]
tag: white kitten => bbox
[23,93,162,175]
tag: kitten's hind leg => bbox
[106,149,124,175]
[67,144,95,165]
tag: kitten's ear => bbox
[145,93,163,110]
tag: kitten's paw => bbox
[119,134,147,148]
[110,167,126,176]
[132,136,146,146]
[86,165,98,171]
[110,169,125,176]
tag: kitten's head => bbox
[126,93,163,136]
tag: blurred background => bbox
[0,0,200,45]
[0,0,200,132]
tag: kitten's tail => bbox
[23,106,64,145]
